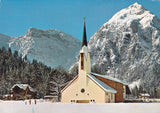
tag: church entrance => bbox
[76,100,89,103]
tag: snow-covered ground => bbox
[0,100,160,113]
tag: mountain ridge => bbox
[0,27,81,70]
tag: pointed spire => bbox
[81,18,87,48]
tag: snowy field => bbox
[0,100,160,113]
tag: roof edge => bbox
[91,72,128,85]
[87,74,117,94]
[61,75,78,93]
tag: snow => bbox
[88,74,117,93]
[9,38,16,48]
[0,101,160,113]
[129,79,141,89]
[140,93,150,97]
[11,84,34,92]
[108,2,154,28]
[17,35,35,58]
[110,49,115,62]
[155,38,160,46]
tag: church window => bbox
[81,88,85,93]
[90,100,95,103]
[71,100,75,103]
[81,53,84,69]
[81,61,84,69]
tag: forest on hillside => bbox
[0,47,160,100]
[0,47,74,101]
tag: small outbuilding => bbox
[11,84,35,100]
[139,93,150,101]
[44,95,58,102]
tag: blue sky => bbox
[0,0,160,41]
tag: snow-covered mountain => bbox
[0,28,81,69]
[87,3,160,88]
[0,33,12,49]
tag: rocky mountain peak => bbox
[87,3,160,88]
[129,2,146,11]
[107,2,154,27]
[26,27,41,37]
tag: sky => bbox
[0,0,160,41]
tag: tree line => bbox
[0,47,74,101]
[131,84,160,98]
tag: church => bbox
[61,20,131,103]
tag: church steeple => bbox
[79,19,91,75]
[81,18,87,47]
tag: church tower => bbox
[78,19,91,88]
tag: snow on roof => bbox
[91,72,128,85]
[11,84,35,92]
[87,74,117,94]
[44,95,58,98]
[140,93,150,97]
[26,94,32,97]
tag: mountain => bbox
[0,28,81,70]
[71,3,160,89]
[0,33,12,49]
